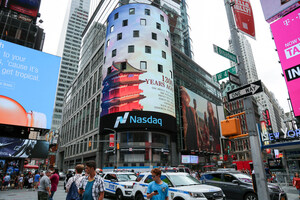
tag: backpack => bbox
[66,180,81,200]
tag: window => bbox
[117,33,122,40]
[140,19,146,26]
[106,40,110,47]
[122,19,128,27]
[112,49,117,57]
[140,61,147,69]
[160,14,164,22]
[110,25,114,33]
[165,39,168,47]
[224,174,237,183]
[133,30,139,37]
[145,46,151,54]
[162,51,166,59]
[129,8,135,15]
[145,9,150,15]
[156,22,161,30]
[114,12,119,20]
[121,62,126,70]
[158,64,163,73]
[203,173,222,181]
[152,32,157,40]
[128,45,134,53]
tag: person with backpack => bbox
[66,164,84,200]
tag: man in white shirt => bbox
[66,164,84,192]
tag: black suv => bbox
[201,169,287,200]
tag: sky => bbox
[39,0,291,113]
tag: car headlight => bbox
[189,192,205,198]
[268,187,280,193]
[124,185,133,189]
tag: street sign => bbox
[213,44,238,63]
[227,80,263,102]
[213,66,237,82]
[228,72,241,86]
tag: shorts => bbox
[3,181,9,186]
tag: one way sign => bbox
[227,80,263,102]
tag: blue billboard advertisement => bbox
[0,39,60,129]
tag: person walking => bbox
[28,174,34,190]
[34,172,41,190]
[66,164,84,200]
[293,172,300,199]
[49,169,60,200]
[38,170,51,200]
[2,174,10,191]
[18,174,24,189]
[78,161,104,200]
[146,168,169,200]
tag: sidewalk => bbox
[282,185,299,200]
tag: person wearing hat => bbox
[37,170,51,200]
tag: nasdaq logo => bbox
[130,115,162,126]
[114,112,129,128]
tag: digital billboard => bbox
[180,86,221,153]
[260,0,300,23]
[100,4,175,132]
[0,39,61,129]
[181,155,199,164]
[270,8,300,116]
[0,136,49,158]
[6,0,41,18]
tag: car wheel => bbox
[244,193,257,200]
[135,192,144,200]
[116,189,124,200]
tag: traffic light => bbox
[221,118,242,137]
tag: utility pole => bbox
[224,1,270,199]
[104,128,118,168]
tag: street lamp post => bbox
[104,128,118,168]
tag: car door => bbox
[202,173,223,188]
[222,173,242,200]
[104,173,117,193]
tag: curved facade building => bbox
[100,3,176,167]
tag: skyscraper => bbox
[51,0,91,130]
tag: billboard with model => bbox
[0,39,61,129]
[180,86,221,153]
[6,0,41,18]
[100,4,175,132]
[270,8,300,117]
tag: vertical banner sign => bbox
[109,134,115,148]
[232,0,256,39]
[270,8,300,116]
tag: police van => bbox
[132,172,225,200]
[103,171,137,200]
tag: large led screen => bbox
[7,0,41,18]
[180,86,221,153]
[270,8,300,116]
[0,39,60,129]
[260,0,300,22]
[0,136,49,158]
[100,4,175,132]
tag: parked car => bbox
[201,169,287,200]
[132,172,225,200]
[59,172,66,180]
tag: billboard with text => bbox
[270,8,300,116]
[7,0,41,18]
[0,39,61,129]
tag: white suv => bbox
[132,172,225,200]
[103,171,137,200]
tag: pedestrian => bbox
[18,174,24,189]
[28,174,34,190]
[37,170,52,200]
[34,172,41,190]
[49,169,60,200]
[265,164,272,182]
[293,172,300,199]
[78,160,104,200]
[146,168,169,200]
[66,164,84,200]
[1,174,10,191]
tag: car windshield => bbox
[117,174,137,181]
[234,173,252,183]
[168,174,201,187]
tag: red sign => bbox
[109,134,115,147]
[232,0,255,39]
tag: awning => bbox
[24,164,39,169]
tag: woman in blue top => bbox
[147,168,169,200]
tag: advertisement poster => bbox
[260,0,300,23]
[7,0,41,18]
[0,39,61,129]
[180,86,221,153]
[232,0,255,39]
[101,4,175,118]
[0,136,49,158]
[270,8,300,116]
